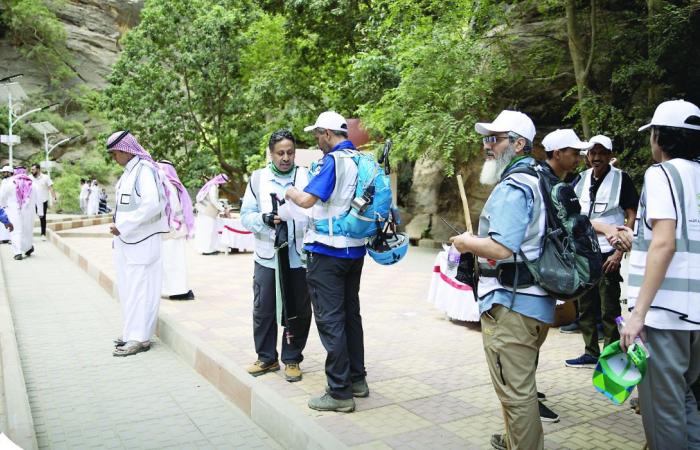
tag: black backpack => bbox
[509,164,603,301]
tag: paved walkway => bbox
[53,224,646,449]
[0,241,280,450]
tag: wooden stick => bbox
[456,173,473,234]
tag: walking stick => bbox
[456,173,473,234]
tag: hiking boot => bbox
[246,360,280,377]
[284,363,302,382]
[565,353,598,368]
[559,320,581,333]
[325,379,370,398]
[539,400,560,423]
[490,433,507,450]
[308,393,355,413]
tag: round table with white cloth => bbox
[428,251,480,322]
[217,217,255,252]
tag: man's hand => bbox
[262,213,280,228]
[602,250,623,274]
[109,224,121,236]
[4,222,13,232]
[449,232,473,253]
[620,310,646,353]
[607,225,633,252]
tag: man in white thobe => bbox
[0,167,37,260]
[79,179,89,213]
[86,180,100,215]
[0,166,14,244]
[194,173,228,255]
[30,163,57,241]
[107,130,169,357]
[159,160,195,300]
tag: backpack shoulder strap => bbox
[250,169,262,201]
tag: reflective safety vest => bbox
[478,170,548,298]
[250,166,307,261]
[575,167,625,253]
[305,150,366,249]
[628,159,700,325]
[114,158,169,244]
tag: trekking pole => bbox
[456,173,473,234]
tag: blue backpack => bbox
[312,150,393,239]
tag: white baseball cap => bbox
[588,134,613,152]
[638,99,700,132]
[0,166,11,173]
[303,111,348,133]
[475,110,536,142]
[542,129,592,152]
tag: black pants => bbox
[307,252,365,400]
[580,250,622,358]
[253,262,311,364]
[36,201,48,236]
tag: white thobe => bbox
[113,157,167,342]
[0,177,37,256]
[86,185,100,215]
[194,186,224,253]
[161,176,190,296]
[79,184,89,213]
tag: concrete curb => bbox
[47,227,346,450]
[0,248,38,449]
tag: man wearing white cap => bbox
[285,111,368,413]
[451,110,553,450]
[0,166,14,244]
[564,134,638,369]
[609,99,700,450]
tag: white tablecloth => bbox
[428,251,480,322]
[217,217,255,252]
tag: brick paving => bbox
[0,241,279,450]
[51,223,646,449]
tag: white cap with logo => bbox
[638,99,700,132]
[475,110,536,142]
[304,111,349,133]
[588,134,613,151]
[542,129,592,152]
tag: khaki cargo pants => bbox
[481,304,550,450]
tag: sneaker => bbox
[559,321,581,333]
[246,360,280,377]
[565,353,598,368]
[325,378,370,398]
[490,433,507,450]
[537,391,546,401]
[284,363,302,382]
[41,235,47,241]
[308,393,355,413]
[539,400,560,423]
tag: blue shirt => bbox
[478,157,556,324]
[304,140,366,259]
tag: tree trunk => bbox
[646,0,662,106]
[565,0,596,139]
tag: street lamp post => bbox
[31,121,79,177]
[1,74,59,168]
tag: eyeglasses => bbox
[482,135,509,144]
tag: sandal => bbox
[114,338,126,347]
[113,341,150,357]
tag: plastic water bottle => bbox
[615,316,650,358]
[445,244,461,278]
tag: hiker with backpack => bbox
[450,110,555,450]
[284,111,371,413]
[608,100,700,450]
[565,134,639,369]
[240,129,312,383]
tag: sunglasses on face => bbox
[482,135,509,144]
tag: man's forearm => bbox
[285,187,318,209]
[451,233,512,260]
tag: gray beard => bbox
[479,145,516,185]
